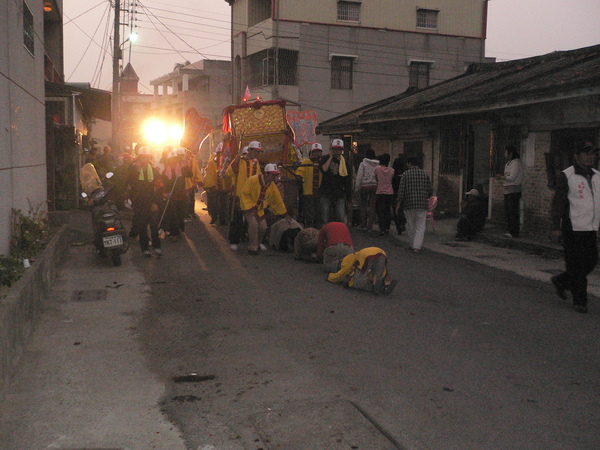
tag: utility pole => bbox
[111,0,121,151]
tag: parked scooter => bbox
[80,163,129,266]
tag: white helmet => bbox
[264,163,280,175]
[331,139,344,149]
[248,141,262,151]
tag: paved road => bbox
[1,206,599,449]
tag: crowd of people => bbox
[88,137,600,311]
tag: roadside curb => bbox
[0,223,71,404]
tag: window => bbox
[409,62,430,89]
[416,8,438,29]
[249,0,271,27]
[190,76,210,92]
[261,54,275,86]
[23,1,34,55]
[337,1,361,22]
[331,56,354,90]
[246,49,298,87]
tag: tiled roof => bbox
[318,44,600,133]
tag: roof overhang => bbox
[46,82,112,121]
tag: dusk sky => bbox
[63,0,600,94]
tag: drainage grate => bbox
[71,290,107,302]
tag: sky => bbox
[62,0,600,95]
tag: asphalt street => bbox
[0,203,599,449]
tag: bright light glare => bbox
[142,119,167,145]
[129,32,139,43]
[170,124,183,142]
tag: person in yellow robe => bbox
[295,142,323,228]
[327,247,397,295]
[240,163,290,255]
[226,141,262,250]
[204,143,230,225]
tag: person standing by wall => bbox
[397,156,433,253]
[550,141,600,314]
[319,139,352,225]
[503,145,523,238]
[354,149,380,231]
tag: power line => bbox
[66,2,111,82]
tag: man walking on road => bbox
[550,141,600,313]
[397,156,433,253]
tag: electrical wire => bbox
[66,2,111,82]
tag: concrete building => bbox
[0,0,63,255]
[150,59,232,148]
[223,0,488,130]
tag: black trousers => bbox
[504,192,521,237]
[376,194,393,232]
[555,229,598,306]
[133,201,160,251]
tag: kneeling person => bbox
[327,247,397,295]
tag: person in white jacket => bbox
[503,145,523,238]
[355,149,380,231]
[550,141,600,314]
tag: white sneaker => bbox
[259,243,267,251]
[230,244,238,251]
[154,248,162,256]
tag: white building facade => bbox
[0,0,60,255]
[150,60,232,131]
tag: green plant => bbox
[0,254,25,287]
[10,200,49,253]
[0,200,49,287]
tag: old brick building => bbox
[318,45,600,236]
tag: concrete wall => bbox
[279,0,487,38]
[0,0,48,255]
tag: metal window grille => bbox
[337,1,361,22]
[409,62,430,89]
[249,0,271,27]
[23,1,34,55]
[440,127,463,176]
[416,9,438,29]
[278,49,298,86]
[331,57,353,90]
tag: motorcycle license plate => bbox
[103,235,123,248]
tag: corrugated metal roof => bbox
[318,44,600,133]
